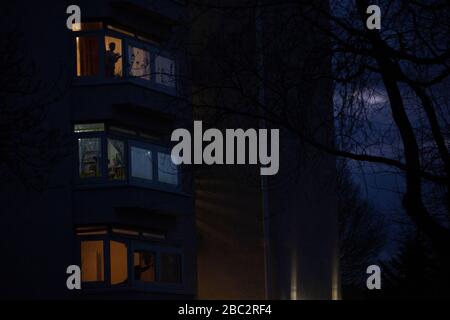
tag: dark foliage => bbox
[337,161,386,294]
[0,29,68,190]
[380,232,450,299]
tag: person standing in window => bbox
[105,42,121,77]
[134,253,155,281]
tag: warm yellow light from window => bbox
[110,241,128,285]
[81,241,104,282]
[76,37,81,76]
[134,252,156,282]
[72,23,82,32]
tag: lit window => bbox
[161,253,182,283]
[78,138,102,178]
[74,123,105,133]
[134,251,156,282]
[76,37,100,76]
[81,241,104,282]
[131,146,153,181]
[155,55,176,88]
[108,139,126,180]
[110,241,128,285]
[158,152,178,185]
[104,37,123,78]
[127,46,151,80]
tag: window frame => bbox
[76,230,185,293]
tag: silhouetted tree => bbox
[0,27,67,190]
[381,231,450,299]
[337,161,386,291]
[182,0,450,251]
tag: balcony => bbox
[72,122,193,224]
[72,22,178,96]
[73,225,193,297]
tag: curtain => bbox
[78,37,99,76]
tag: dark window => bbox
[161,253,182,283]
[155,55,176,87]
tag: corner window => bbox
[78,138,102,178]
[127,45,151,80]
[131,146,153,181]
[108,139,127,181]
[76,37,100,77]
[81,240,104,282]
[77,227,183,289]
[75,124,181,191]
[72,23,176,93]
